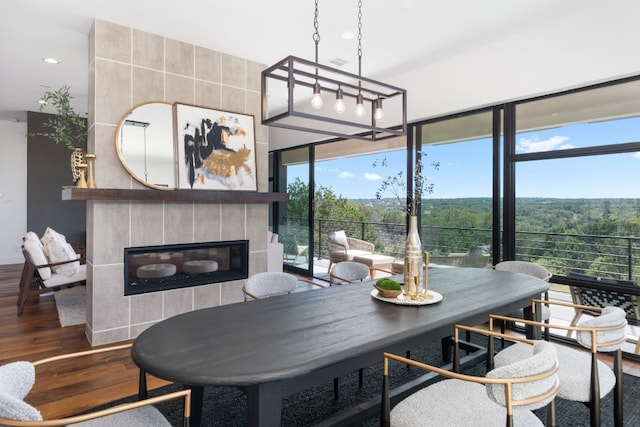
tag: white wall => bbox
[0,120,27,264]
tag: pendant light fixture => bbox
[261,0,406,142]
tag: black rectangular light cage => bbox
[262,55,407,142]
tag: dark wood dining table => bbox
[131,267,548,427]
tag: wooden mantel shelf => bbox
[62,187,289,203]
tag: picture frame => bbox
[174,103,257,191]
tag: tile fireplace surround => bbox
[85,19,271,345]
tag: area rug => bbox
[53,286,86,327]
[91,340,640,426]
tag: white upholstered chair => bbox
[494,261,552,337]
[490,300,627,427]
[0,343,190,426]
[242,271,326,301]
[328,261,370,286]
[382,325,559,427]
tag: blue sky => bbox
[288,117,640,200]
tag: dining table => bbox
[131,267,548,427]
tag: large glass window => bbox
[417,111,495,268]
[278,147,312,274]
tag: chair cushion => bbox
[42,264,86,288]
[494,341,616,402]
[329,230,349,249]
[390,378,543,427]
[23,232,42,247]
[0,361,42,421]
[23,239,52,280]
[486,341,557,410]
[576,306,627,352]
[68,405,171,426]
[41,227,80,277]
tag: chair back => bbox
[495,260,552,282]
[329,261,369,285]
[575,306,628,352]
[486,340,559,411]
[243,272,298,301]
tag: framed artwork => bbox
[174,103,257,191]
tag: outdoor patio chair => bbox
[381,325,559,427]
[0,343,190,426]
[326,230,374,272]
[281,234,309,266]
[490,299,628,427]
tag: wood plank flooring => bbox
[1,262,638,422]
[0,263,169,420]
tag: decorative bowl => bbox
[374,285,402,298]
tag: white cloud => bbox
[338,171,355,179]
[363,173,381,181]
[517,135,572,153]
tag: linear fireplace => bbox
[124,240,249,296]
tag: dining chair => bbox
[0,343,190,427]
[489,299,627,427]
[381,325,559,427]
[328,261,370,286]
[242,271,325,301]
[494,261,552,338]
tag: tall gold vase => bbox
[70,148,85,184]
[403,215,422,300]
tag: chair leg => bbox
[613,349,623,427]
[333,377,339,399]
[358,368,363,389]
[589,352,601,427]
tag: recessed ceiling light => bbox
[341,31,354,40]
[42,57,60,64]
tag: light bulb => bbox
[355,93,365,117]
[311,82,323,109]
[334,88,346,114]
[374,98,384,121]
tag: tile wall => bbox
[86,19,269,345]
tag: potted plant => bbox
[32,85,88,183]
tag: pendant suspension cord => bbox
[357,0,362,92]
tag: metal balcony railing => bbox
[282,217,640,281]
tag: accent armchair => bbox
[17,232,86,316]
[326,230,374,272]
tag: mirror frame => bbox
[115,101,176,190]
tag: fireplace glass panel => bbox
[124,240,248,295]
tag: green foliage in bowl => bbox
[375,278,402,291]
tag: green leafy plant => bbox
[32,85,87,150]
[373,151,439,216]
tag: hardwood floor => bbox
[0,263,169,420]
[1,262,638,422]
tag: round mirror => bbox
[116,102,175,189]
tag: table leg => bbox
[186,385,204,427]
[244,383,283,427]
[138,369,147,400]
[523,300,542,340]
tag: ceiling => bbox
[2,0,639,149]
